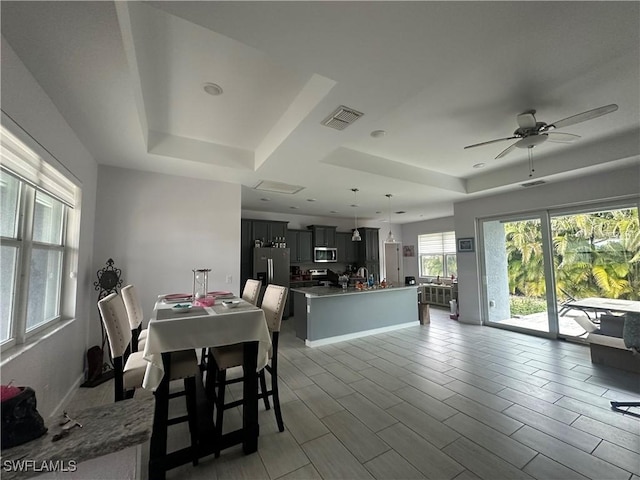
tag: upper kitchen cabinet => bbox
[252,220,288,245]
[286,229,312,264]
[355,227,380,279]
[307,225,336,247]
[336,232,357,264]
[357,227,379,262]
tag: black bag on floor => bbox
[1,386,48,449]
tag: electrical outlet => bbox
[226,275,232,284]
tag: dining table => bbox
[142,295,272,479]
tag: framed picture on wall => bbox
[403,245,415,257]
[457,237,475,252]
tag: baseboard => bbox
[80,368,115,388]
[305,321,418,347]
[48,373,86,420]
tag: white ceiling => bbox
[2,1,638,224]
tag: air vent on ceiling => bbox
[321,105,364,130]
[521,180,546,187]
[254,180,305,195]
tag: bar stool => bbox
[242,279,262,306]
[209,284,288,457]
[97,293,200,465]
[121,284,148,352]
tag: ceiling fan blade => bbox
[464,136,519,149]
[517,110,537,129]
[545,104,618,130]
[546,132,581,143]
[495,142,518,159]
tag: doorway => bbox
[481,215,553,335]
[479,203,639,339]
[384,242,403,286]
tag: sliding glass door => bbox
[480,214,555,335]
[479,202,639,340]
[552,206,639,337]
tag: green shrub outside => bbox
[510,296,547,316]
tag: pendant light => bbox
[385,194,396,243]
[351,188,361,241]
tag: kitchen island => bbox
[291,285,419,346]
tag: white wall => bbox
[1,38,98,417]
[454,165,640,325]
[93,166,242,332]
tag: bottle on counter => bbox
[368,274,374,288]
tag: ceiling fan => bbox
[464,104,619,159]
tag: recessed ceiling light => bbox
[473,163,486,169]
[260,198,270,202]
[370,130,386,138]
[289,206,299,209]
[330,210,338,214]
[203,82,223,96]
[306,198,316,202]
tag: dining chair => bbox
[242,279,262,306]
[209,284,288,457]
[97,293,201,465]
[199,279,263,371]
[121,284,148,352]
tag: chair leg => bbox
[184,376,199,466]
[131,327,140,353]
[113,357,124,402]
[270,366,284,432]
[215,369,226,458]
[259,370,270,410]
[199,347,208,371]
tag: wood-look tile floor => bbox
[69,308,640,480]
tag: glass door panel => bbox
[552,206,639,338]
[482,216,551,333]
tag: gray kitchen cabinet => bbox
[308,225,336,247]
[336,232,357,263]
[287,229,312,263]
[252,220,288,245]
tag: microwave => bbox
[314,247,337,263]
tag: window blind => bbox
[0,121,76,207]
[418,232,456,254]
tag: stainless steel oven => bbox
[313,247,337,263]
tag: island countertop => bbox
[291,285,418,298]
[291,286,419,346]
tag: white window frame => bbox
[418,231,457,279]
[1,116,78,351]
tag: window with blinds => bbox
[1,117,78,349]
[418,232,458,278]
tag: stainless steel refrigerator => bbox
[253,248,290,313]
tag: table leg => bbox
[242,341,259,454]
[149,352,171,480]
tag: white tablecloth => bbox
[142,298,271,390]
